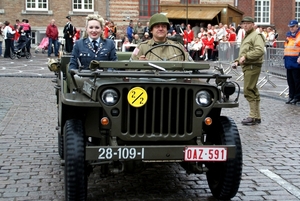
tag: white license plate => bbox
[98,147,144,160]
[184,147,227,161]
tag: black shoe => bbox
[285,97,293,104]
[290,98,300,104]
[256,118,261,124]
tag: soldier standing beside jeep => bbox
[232,16,265,125]
[130,13,192,61]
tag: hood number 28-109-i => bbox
[98,147,145,160]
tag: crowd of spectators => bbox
[172,22,277,61]
[122,20,153,51]
[0,18,278,60]
[0,19,31,58]
[122,20,278,61]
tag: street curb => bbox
[0,74,56,78]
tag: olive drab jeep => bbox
[49,49,243,201]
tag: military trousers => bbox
[242,64,262,102]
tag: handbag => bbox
[6,32,14,39]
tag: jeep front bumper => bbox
[86,145,236,162]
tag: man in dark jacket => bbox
[63,16,75,53]
[127,22,134,43]
[46,19,59,57]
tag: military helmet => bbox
[149,13,170,31]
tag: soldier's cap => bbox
[66,15,71,20]
[288,20,298,27]
[241,16,254,23]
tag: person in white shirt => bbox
[189,37,202,61]
[236,26,245,43]
[216,23,227,41]
[206,23,213,33]
[197,27,206,39]
[3,21,16,58]
[266,27,276,47]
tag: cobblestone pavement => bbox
[0,53,300,201]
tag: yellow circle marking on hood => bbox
[127,87,148,107]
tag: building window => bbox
[254,0,270,24]
[296,0,300,22]
[73,0,94,12]
[139,0,159,17]
[180,0,199,4]
[26,0,48,11]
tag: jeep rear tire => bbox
[64,119,87,201]
[206,116,242,200]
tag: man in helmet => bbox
[130,13,192,61]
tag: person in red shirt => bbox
[46,19,59,57]
[183,24,194,50]
[12,24,20,41]
[200,32,214,61]
[104,20,110,38]
[227,27,236,42]
[73,28,81,43]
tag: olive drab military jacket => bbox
[235,29,265,67]
[130,38,192,61]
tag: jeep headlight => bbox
[101,89,119,106]
[221,82,236,97]
[195,90,212,106]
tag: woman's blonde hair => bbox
[85,14,104,28]
[83,14,105,39]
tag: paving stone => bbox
[0,53,299,200]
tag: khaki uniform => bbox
[236,30,265,67]
[235,29,265,120]
[130,38,192,61]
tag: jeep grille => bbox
[121,86,194,136]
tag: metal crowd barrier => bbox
[263,47,288,96]
[257,47,277,88]
[216,42,243,79]
[216,41,288,96]
[274,40,285,48]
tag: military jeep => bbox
[51,51,242,201]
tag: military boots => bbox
[241,100,261,125]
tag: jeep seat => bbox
[117,52,132,61]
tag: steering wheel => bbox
[144,44,186,61]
